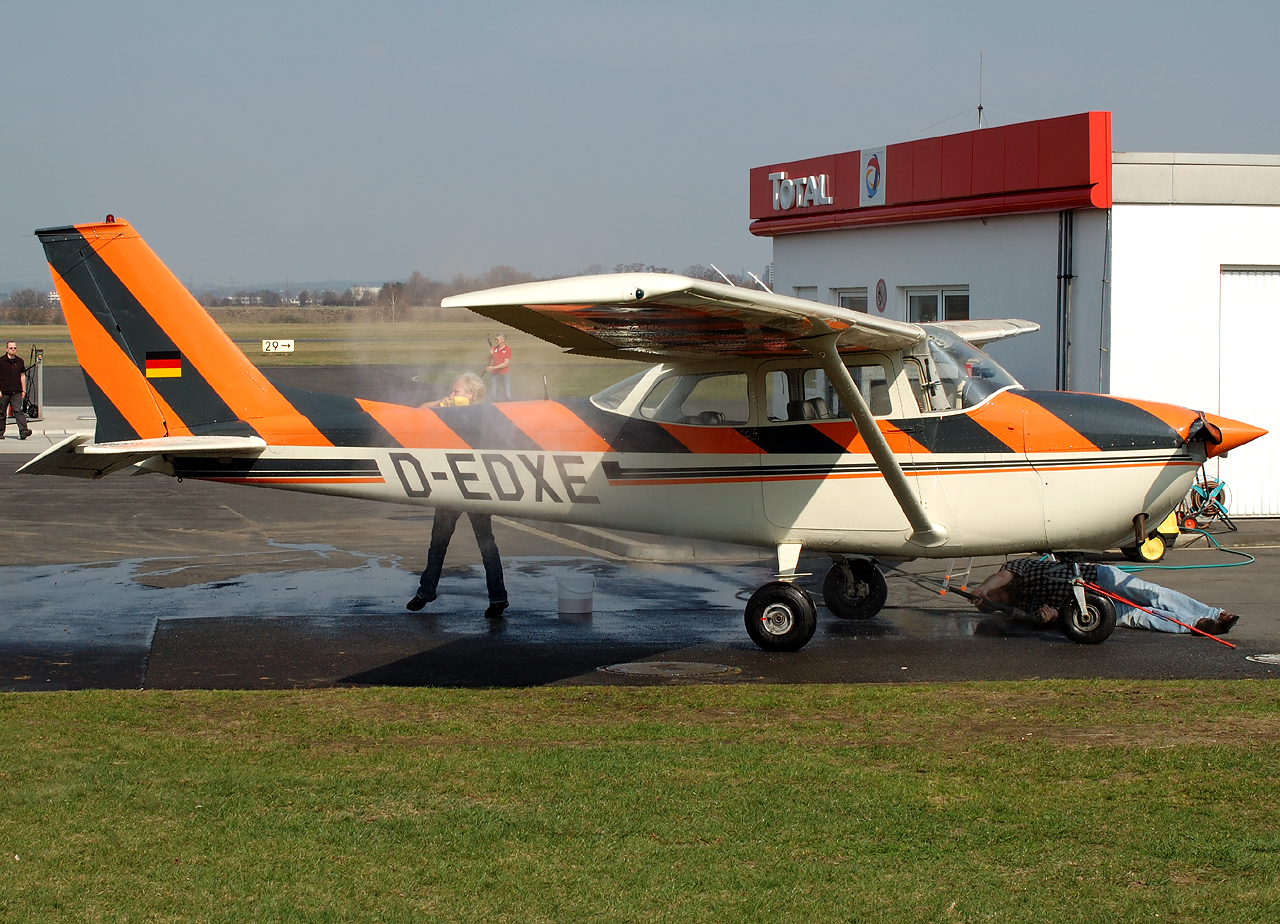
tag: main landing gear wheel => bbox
[823,559,888,620]
[1060,591,1116,645]
[745,582,817,652]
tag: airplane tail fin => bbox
[37,218,330,446]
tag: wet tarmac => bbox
[4,380,1279,690]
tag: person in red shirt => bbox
[486,332,511,402]
[1,341,32,440]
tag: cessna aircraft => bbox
[21,218,1267,651]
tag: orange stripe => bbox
[969,391,1099,453]
[1109,396,1200,439]
[355,399,471,449]
[658,423,761,454]
[496,401,613,452]
[80,222,331,447]
[50,266,191,439]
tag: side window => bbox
[903,358,929,412]
[642,372,749,425]
[764,361,892,421]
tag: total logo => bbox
[865,154,882,199]
[768,172,834,211]
[859,146,887,208]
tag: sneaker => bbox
[406,592,435,612]
[20,429,31,440]
[484,601,509,619]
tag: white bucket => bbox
[557,573,596,616]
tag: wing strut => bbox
[803,334,949,548]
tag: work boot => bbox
[405,592,436,612]
[20,429,31,440]
[484,601,509,619]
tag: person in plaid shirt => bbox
[971,557,1238,635]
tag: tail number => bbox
[394,451,601,505]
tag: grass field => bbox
[1,681,1277,923]
[4,320,643,400]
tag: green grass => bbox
[1,681,1277,922]
[7,320,643,400]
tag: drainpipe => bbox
[1056,209,1075,391]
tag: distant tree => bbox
[1,288,62,324]
[614,263,670,275]
[297,289,310,307]
[378,281,406,321]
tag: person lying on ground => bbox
[970,557,1238,635]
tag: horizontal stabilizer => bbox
[926,319,1040,347]
[17,434,267,479]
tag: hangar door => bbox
[1217,271,1280,516]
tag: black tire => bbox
[822,560,888,620]
[1060,591,1116,644]
[744,582,818,652]
[1120,535,1166,563]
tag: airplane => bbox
[21,217,1267,652]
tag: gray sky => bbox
[3,1,1278,292]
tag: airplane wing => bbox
[927,318,1040,347]
[441,273,927,359]
[18,434,268,479]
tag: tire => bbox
[1120,536,1166,563]
[745,582,818,652]
[1060,591,1116,645]
[822,560,888,620]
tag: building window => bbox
[907,288,969,323]
[835,288,868,313]
[793,286,817,301]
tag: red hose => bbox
[1077,580,1236,649]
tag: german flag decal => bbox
[144,350,181,379]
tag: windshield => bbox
[590,368,654,412]
[918,326,1020,410]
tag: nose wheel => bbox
[822,558,888,620]
[744,582,817,651]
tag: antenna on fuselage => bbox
[709,263,736,286]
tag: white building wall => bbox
[1108,204,1280,407]
[770,211,1109,392]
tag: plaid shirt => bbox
[1003,558,1099,614]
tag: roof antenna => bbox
[709,263,736,286]
[748,271,773,293]
[977,52,985,129]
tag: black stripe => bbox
[568,399,692,454]
[738,424,850,455]
[899,414,1015,454]
[1021,392,1182,450]
[432,404,541,451]
[83,372,138,443]
[270,382,403,448]
[145,350,181,362]
[38,229,247,433]
[173,458,380,479]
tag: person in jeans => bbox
[0,341,32,440]
[408,372,508,618]
[971,557,1238,635]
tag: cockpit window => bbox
[591,368,654,412]
[916,326,1020,410]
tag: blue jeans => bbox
[417,508,507,604]
[490,372,511,402]
[1093,565,1220,633]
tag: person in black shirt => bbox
[0,341,32,440]
[971,557,1238,635]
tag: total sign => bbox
[768,172,834,211]
[860,146,887,207]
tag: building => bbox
[750,113,1280,515]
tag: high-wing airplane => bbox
[22,218,1267,651]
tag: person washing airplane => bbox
[971,558,1238,635]
[409,372,509,619]
[485,332,511,402]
